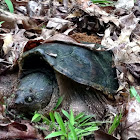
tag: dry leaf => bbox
[127,71,135,83]
[115,0,134,10]
[41,28,56,40]
[0,9,37,29]
[121,98,140,140]
[45,33,107,51]
[2,34,13,55]
[94,130,118,140]
[27,1,42,17]
[0,122,42,139]
[102,13,140,64]
[47,18,72,32]
[127,63,140,79]
[1,29,28,64]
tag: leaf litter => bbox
[0,0,140,139]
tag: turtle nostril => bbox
[15,99,24,105]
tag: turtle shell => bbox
[19,42,118,95]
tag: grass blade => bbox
[45,131,65,139]
[80,122,96,127]
[68,123,78,140]
[49,111,55,123]
[31,113,41,122]
[76,126,98,135]
[77,115,94,125]
[49,111,59,130]
[41,115,50,125]
[4,0,14,13]
[130,86,140,103]
[62,109,70,119]
[54,112,66,133]
[78,116,93,127]
[70,109,74,126]
[108,113,122,134]
[53,96,63,111]
[75,112,85,121]
[84,126,98,131]
[91,0,113,3]
[0,21,5,27]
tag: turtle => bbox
[14,41,119,119]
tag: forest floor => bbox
[0,0,140,139]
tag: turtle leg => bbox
[55,71,108,120]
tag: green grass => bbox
[108,86,140,135]
[32,110,99,140]
[4,0,14,13]
[91,0,114,6]
[130,86,140,103]
[53,96,63,111]
[108,112,122,135]
[0,21,5,27]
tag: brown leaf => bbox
[94,130,118,140]
[45,34,107,51]
[127,63,140,79]
[27,1,42,17]
[76,0,119,27]
[0,9,37,29]
[119,13,138,29]
[24,39,43,52]
[46,18,72,32]
[2,34,13,55]
[121,98,140,139]
[11,0,28,7]
[0,122,42,139]
[115,0,134,10]
[1,29,28,64]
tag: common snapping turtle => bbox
[14,42,118,119]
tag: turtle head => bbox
[14,72,55,113]
[15,89,45,112]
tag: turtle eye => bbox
[25,96,34,103]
